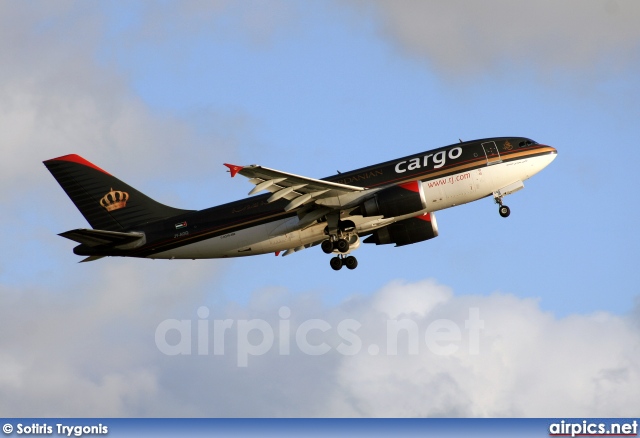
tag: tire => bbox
[345,256,358,270]
[330,257,343,271]
[321,240,334,254]
[336,238,350,253]
[499,205,511,218]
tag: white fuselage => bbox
[151,152,556,260]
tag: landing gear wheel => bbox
[330,257,343,271]
[344,256,358,270]
[321,240,334,254]
[336,238,350,253]
[499,205,511,218]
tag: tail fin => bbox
[44,154,193,231]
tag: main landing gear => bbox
[330,255,358,271]
[322,214,359,270]
[322,237,359,270]
[321,237,350,254]
[494,194,511,218]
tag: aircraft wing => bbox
[224,163,365,212]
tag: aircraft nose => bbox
[544,145,558,165]
[543,144,558,157]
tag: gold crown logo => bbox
[100,188,129,211]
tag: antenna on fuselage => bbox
[459,138,463,143]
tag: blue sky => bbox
[95,1,638,315]
[1,1,639,417]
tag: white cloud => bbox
[0,2,258,206]
[372,278,452,319]
[328,288,640,417]
[1,274,638,417]
[342,0,640,77]
[0,259,220,416]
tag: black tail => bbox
[44,154,193,231]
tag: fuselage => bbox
[72,137,557,260]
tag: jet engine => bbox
[363,212,438,246]
[361,181,427,218]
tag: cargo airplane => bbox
[44,137,557,270]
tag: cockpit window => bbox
[519,139,538,147]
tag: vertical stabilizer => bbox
[44,154,193,231]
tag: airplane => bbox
[44,137,557,270]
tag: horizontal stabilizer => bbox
[59,228,146,249]
[79,255,105,263]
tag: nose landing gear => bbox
[492,181,524,218]
[494,194,511,218]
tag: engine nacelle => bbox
[362,181,427,218]
[363,212,439,247]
